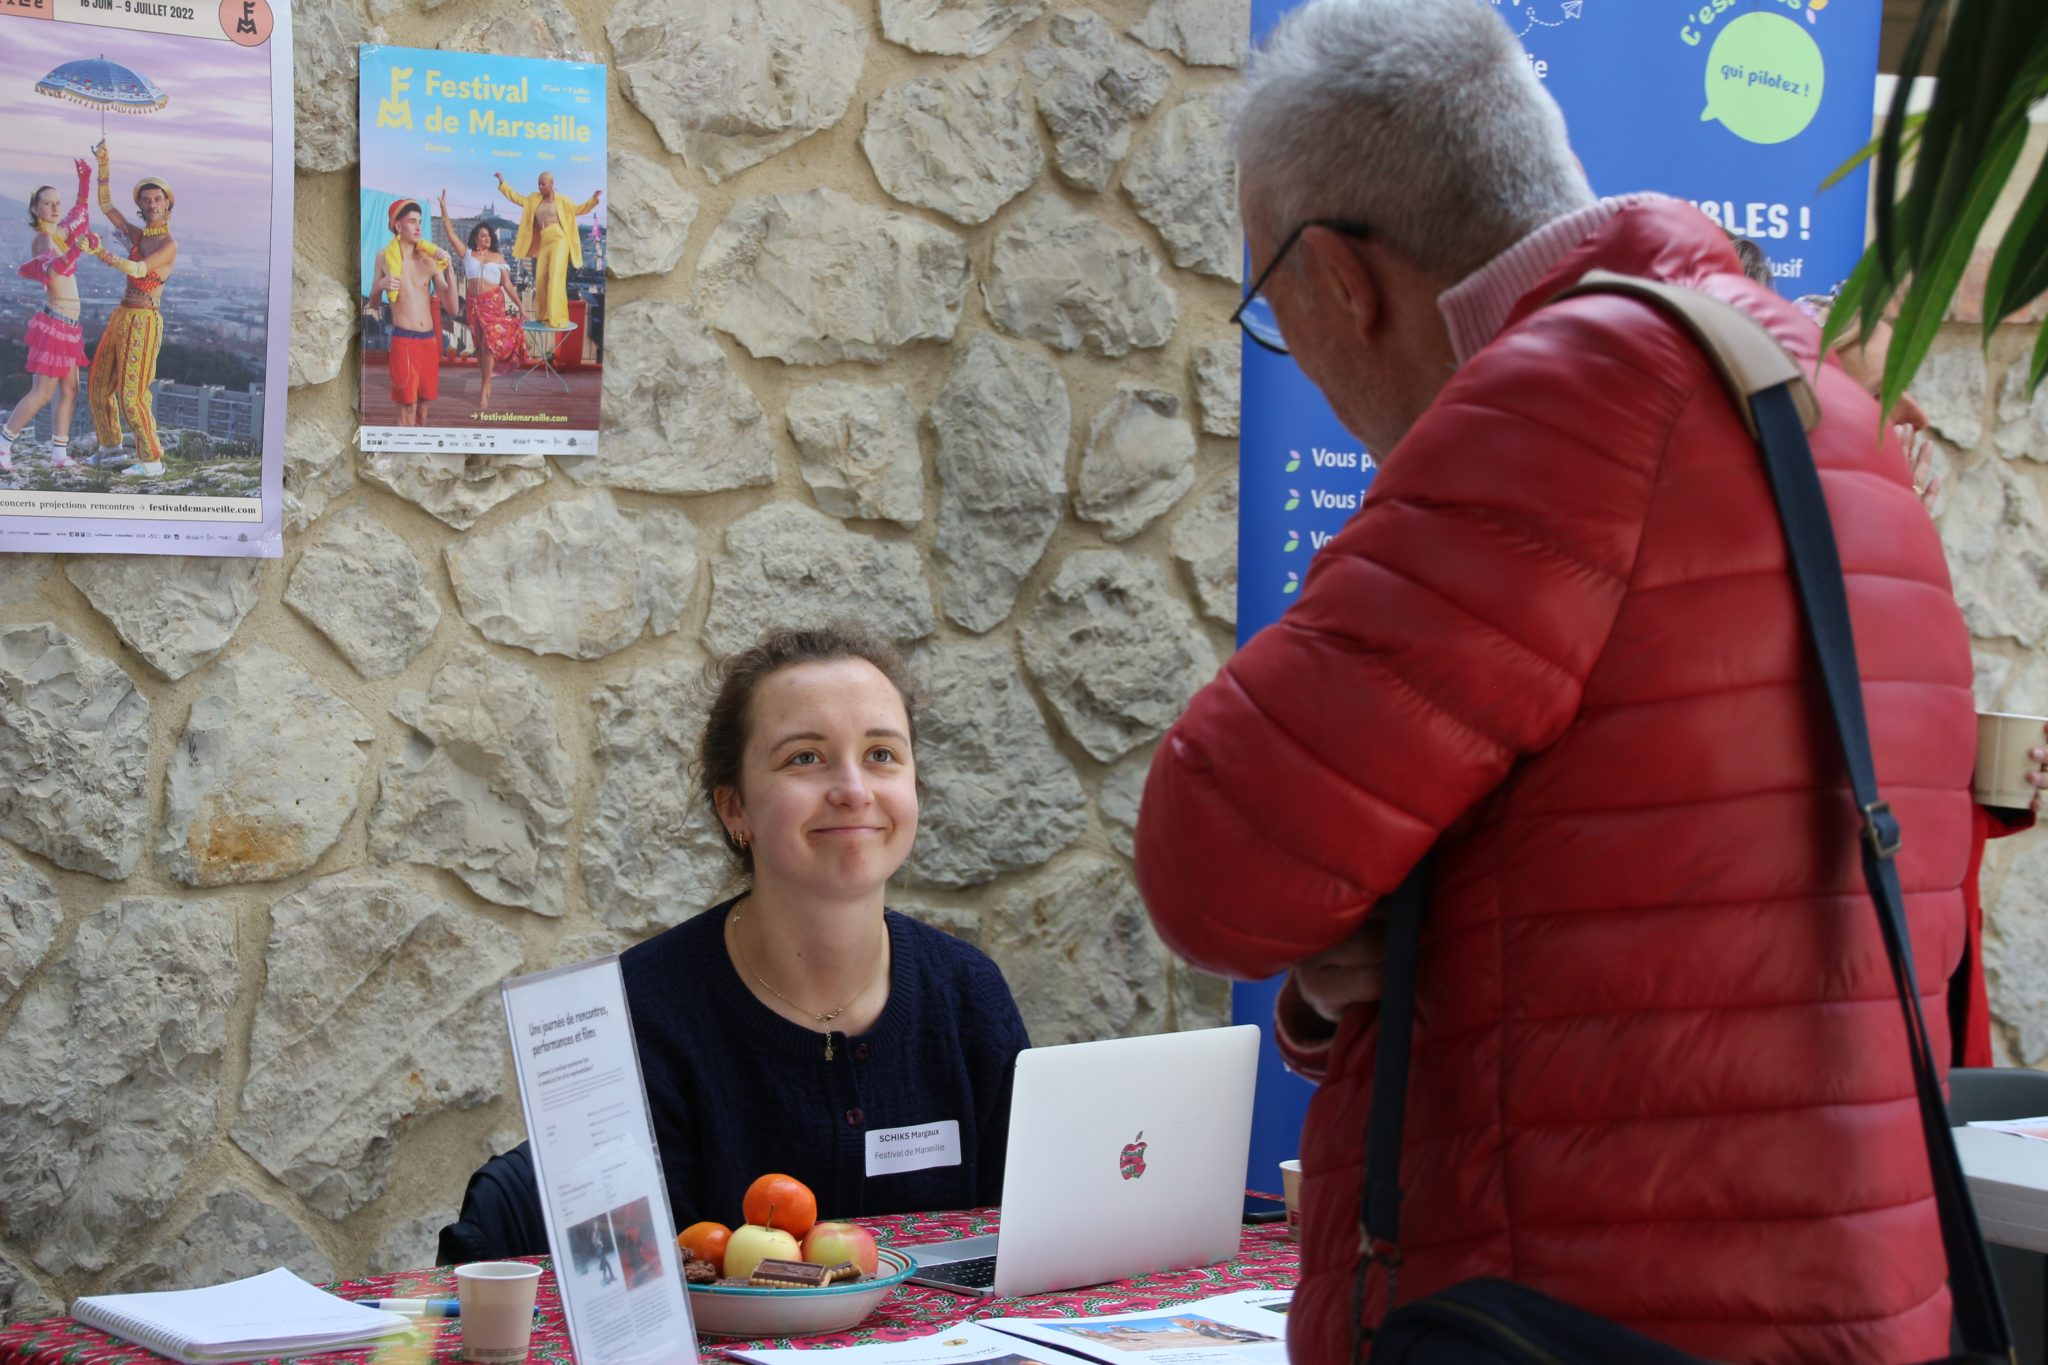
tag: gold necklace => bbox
[141,224,170,237]
[729,906,888,1060]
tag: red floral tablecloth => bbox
[0,1208,1298,1364]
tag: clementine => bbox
[676,1220,731,1274]
[741,1173,818,1238]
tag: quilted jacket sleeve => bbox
[1136,302,1703,979]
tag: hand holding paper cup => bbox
[455,1261,541,1363]
[1973,712,2048,812]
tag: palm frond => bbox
[1829,1,2048,403]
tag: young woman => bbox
[439,626,1030,1260]
[438,190,524,416]
[2,160,124,473]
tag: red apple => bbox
[725,1222,802,1280]
[800,1220,879,1277]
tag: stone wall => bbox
[0,0,1249,1313]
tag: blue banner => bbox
[1234,0,1883,1186]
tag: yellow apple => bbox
[724,1221,801,1280]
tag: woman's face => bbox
[472,226,495,253]
[715,658,918,906]
[31,189,59,224]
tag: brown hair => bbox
[469,221,497,252]
[699,624,919,871]
[26,185,54,229]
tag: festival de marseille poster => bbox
[0,0,292,558]
[358,44,607,458]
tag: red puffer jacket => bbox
[1137,201,1973,1364]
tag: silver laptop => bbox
[905,1024,1259,1297]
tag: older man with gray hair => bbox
[1136,2,1975,1362]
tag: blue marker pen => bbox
[358,1298,462,1317]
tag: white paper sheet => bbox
[977,1289,1294,1365]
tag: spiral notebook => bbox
[69,1267,409,1364]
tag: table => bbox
[1957,1124,2048,1254]
[1956,1127,2048,1365]
[0,1209,1297,1365]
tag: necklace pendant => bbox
[824,1034,835,1062]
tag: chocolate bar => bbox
[748,1258,832,1288]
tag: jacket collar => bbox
[1440,194,1765,366]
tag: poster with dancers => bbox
[357,44,606,457]
[0,0,291,556]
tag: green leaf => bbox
[1897,8,2048,273]
[1819,248,1879,359]
[1980,147,2048,343]
[1881,113,2031,419]
[1821,115,1925,193]
[2027,317,2048,394]
[1875,0,1950,271]
[1908,6,2011,216]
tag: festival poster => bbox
[0,0,291,557]
[357,44,606,457]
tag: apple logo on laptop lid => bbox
[1118,1131,1148,1180]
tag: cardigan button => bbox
[853,1043,871,1062]
[845,1107,864,1127]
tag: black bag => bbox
[1351,276,2015,1365]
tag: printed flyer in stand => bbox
[503,956,696,1365]
[0,0,291,556]
[357,43,605,456]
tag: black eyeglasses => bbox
[1230,218,1374,355]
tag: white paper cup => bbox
[1974,711,2047,811]
[456,1260,541,1363]
[1279,1159,1303,1242]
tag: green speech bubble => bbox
[1701,12,1824,146]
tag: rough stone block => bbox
[233,873,524,1220]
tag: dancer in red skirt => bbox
[3,158,130,474]
[440,190,526,416]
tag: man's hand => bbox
[1293,919,1388,1023]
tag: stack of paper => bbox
[70,1267,410,1364]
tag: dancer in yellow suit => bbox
[496,171,599,329]
[86,138,179,478]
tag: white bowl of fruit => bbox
[678,1175,915,1340]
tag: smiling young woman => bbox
[439,627,1031,1261]
[626,626,1030,1230]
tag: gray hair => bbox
[1234,0,1592,283]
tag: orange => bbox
[676,1220,731,1274]
[741,1173,818,1238]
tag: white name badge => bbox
[864,1119,961,1177]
